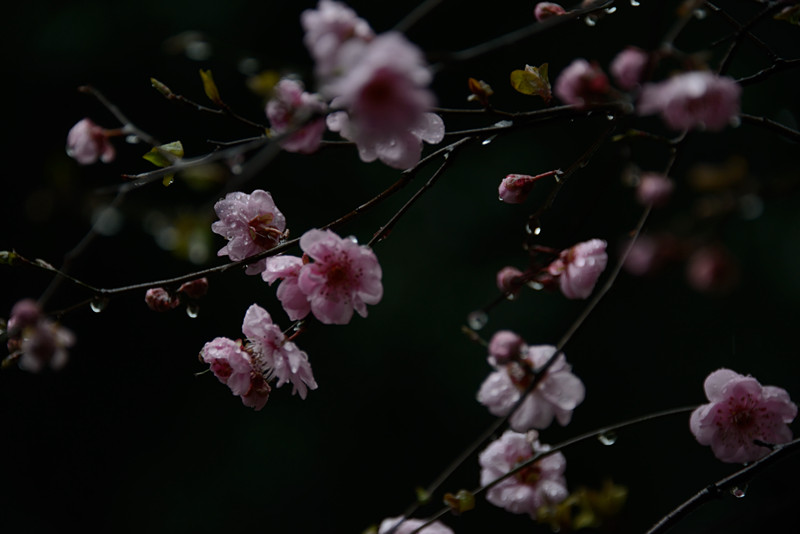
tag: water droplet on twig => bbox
[584,15,598,27]
[186,304,200,318]
[598,431,618,446]
[630,0,641,6]
[730,486,747,498]
[90,297,109,313]
[467,310,488,330]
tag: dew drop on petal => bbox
[598,431,618,446]
[467,310,488,330]
[90,297,109,313]
[186,303,200,318]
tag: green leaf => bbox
[143,141,184,168]
[510,63,552,102]
[199,69,222,105]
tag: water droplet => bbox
[505,292,517,301]
[630,0,640,6]
[90,297,109,313]
[493,120,513,129]
[526,281,544,291]
[481,135,496,145]
[125,135,140,144]
[693,8,707,19]
[186,304,200,318]
[606,113,615,121]
[604,6,617,14]
[347,235,359,243]
[729,115,741,128]
[598,431,618,446]
[554,170,564,183]
[730,486,746,498]
[584,15,597,27]
[467,310,488,330]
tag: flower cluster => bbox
[690,368,797,463]
[302,0,444,169]
[266,78,327,154]
[477,332,585,431]
[200,304,318,409]
[211,189,287,275]
[6,299,75,372]
[479,429,569,519]
[264,229,383,325]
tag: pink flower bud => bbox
[547,239,608,299]
[636,173,674,207]
[554,59,610,107]
[496,266,524,295]
[8,299,41,333]
[177,278,209,299]
[534,2,566,21]
[145,288,180,312]
[498,174,537,204]
[488,330,525,365]
[66,118,116,165]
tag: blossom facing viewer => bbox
[211,190,287,274]
[478,344,585,431]
[637,71,741,131]
[266,78,327,154]
[547,239,608,299]
[479,430,569,519]
[690,369,797,463]
[66,118,116,165]
[200,337,271,410]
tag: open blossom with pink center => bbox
[478,345,585,431]
[637,71,741,131]
[297,229,383,324]
[211,190,287,275]
[266,78,327,154]
[66,118,116,165]
[690,369,797,463]
[301,0,374,81]
[200,337,271,410]
[479,430,568,519]
[378,517,453,534]
[610,47,649,91]
[547,239,608,299]
[242,304,317,399]
[554,59,610,107]
[534,2,566,21]
[636,173,674,207]
[263,256,312,320]
[324,32,444,169]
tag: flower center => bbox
[248,213,282,249]
[514,456,541,485]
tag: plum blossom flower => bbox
[7,299,75,372]
[690,369,797,463]
[610,47,649,90]
[637,71,741,131]
[324,32,444,169]
[242,304,317,399]
[211,190,287,275]
[145,288,180,312]
[66,118,116,165]
[554,59,610,107]
[200,337,271,410]
[266,78,327,154]
[301,0,374,81]
[499,174,537,204]
[636,173,674,207]
[488,330,525,366]
[496,266,524,297]
[478,344,585,431]
[297,229,383,324]
[378,517,453,534]
[263,256,312,321]
[479,430,569,519]
[534,2,566,21]
[547,239,608,299]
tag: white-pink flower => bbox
[242,304,318,399]
[479,430,568,519]
[554,59,610,107]
[547,239,608,299]
[477,345,585,431]
[378,517,453,534]
[263,255,312,321]
[324,32,444,169]
[610,47,649,91]
[266,78,327,154]
[690,369,797,463]
[297,229,383,324]
[66,118,116,165]
[637,71,741,131]
[211,190,287,274]
[200,337,271,410]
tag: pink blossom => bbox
[686,244,739,293]
[378,517,453,534]
[211,190,287,274]
[636,173,674,207]
[637,71,741,131]
[324,32,444,169]
[479,430,568,518]
[297,229,383,325]
[553,59,610,107]
[145,288,180,312]
[66,118,116,165]
[301,0,374,80]
[547,239,608,299]
[8,299,74,372]
[241,304,318,399]
[610,47,649,90]
[690,369,797,463]
[534,2,566,21]
[263,256,312,321]
[477,345,585,431]
[177,277,209,300]
[488,330,524,365]
[7,299,41,333]
[622,235,661,276]
[200,337,271,410]
[498,174,537,204]
[266,78,327,154]
[496,266,524,297]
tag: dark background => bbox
[3,1,800,533]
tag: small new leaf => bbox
[775,5,800,25]
[467,78,494,107]
[150,77,174,98]
[443,489,475,515]
[199,69,222,105]
[510,63,552,103]
[143,141,185,168]
[0,250,19,265]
